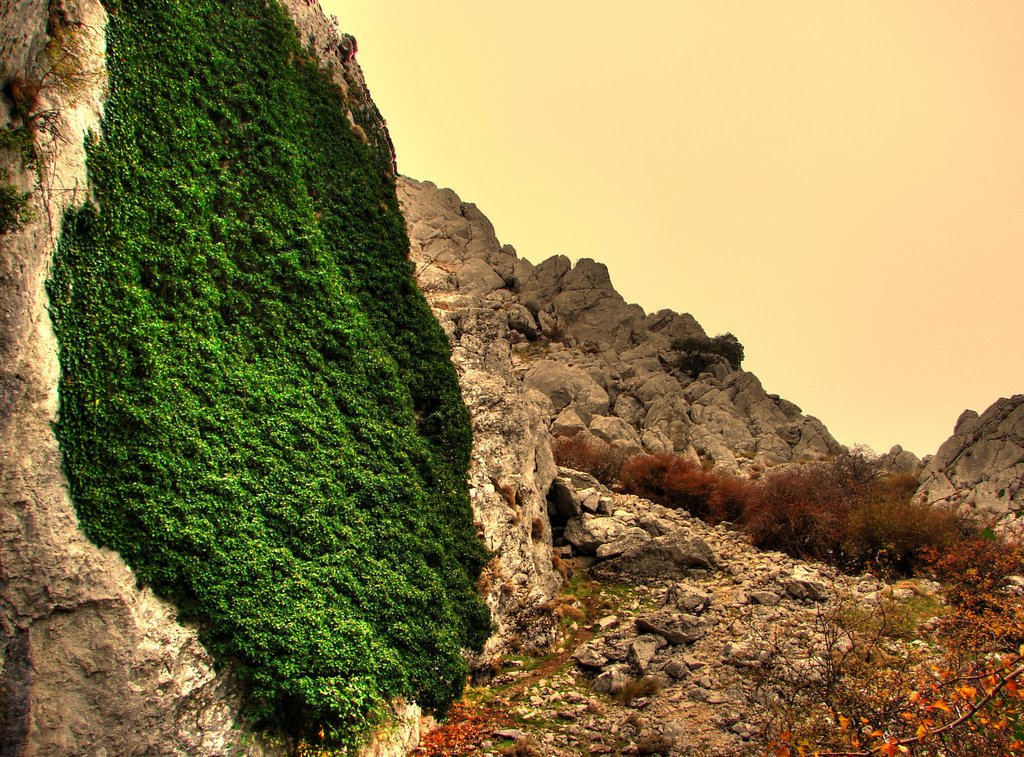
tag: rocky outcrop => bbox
[915,395,1024,530]
[876,444,922,474]
[278,0,395,175]
[398,176,845,483]
[399,180,563,656]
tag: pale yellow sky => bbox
[325,1,1024,457]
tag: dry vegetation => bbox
[552,434,974,579]
[553,432,1024,753]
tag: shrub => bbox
[758,590,1024,757]
[551,432,630,486]
[618,453,720,518]
[741,462,853,562]
[926,535,1024,656]
[741,456,967,576]
[706,473,753,524]
[670,332,745,375]
[842,485,969,577]
[615,675,663,705]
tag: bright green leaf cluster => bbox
[47,0,488,747]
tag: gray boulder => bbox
[564,514,628,555]
[595,527,652,559]
[592,664,632,695]
[782,566,829,602]
[628,634,668,674]
[663,583,712,614]
[636,612,706,645]
[523,360,611,415]
[591,533,718,583]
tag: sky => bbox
[323,1,1024,458]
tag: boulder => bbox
[595,527,652,559]
[456,258,506,294]
[782,566,829,602]
[628,634,668,674]
[573,640,610,669]
[592,664,632,695]
[551,406,591,436]
[564,514,628,555]
[663,584,712,614]
[549,259,646,349]
[636,612,706,645]
[506,304,540,340]
[523,360,611,415]
[591,533,718,583]
[589,415,642,448]
[612,393,646,426]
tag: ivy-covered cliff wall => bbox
[2,0,488,751]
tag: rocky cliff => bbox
[398,177,844,479]
[0,1,269,753]
[396,176,850,663]
[915,395,1024,530]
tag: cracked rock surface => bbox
[915,394,1024,530]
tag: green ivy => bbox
[47,0,488,747]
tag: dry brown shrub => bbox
[551,432,630,486]
[741,461,853,562]
[843,492,969,576]
[707,473,754,523]
[615,675,663,706]
[618,453,718,517]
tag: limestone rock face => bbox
[915,395,1024,529]
[0,2,421,753]
[399,176,845,483]
[399,179,562,655]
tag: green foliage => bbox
[0,174,31,233]
[670,332,744,375]
[47,0,488,746]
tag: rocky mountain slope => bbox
[399,177,845,481]
[915,394,1024,530]
[412,469,936,756]
[4,0,1016,753]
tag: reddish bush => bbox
[842,476,969,576]
[927,535,1024,613]
[926,535,1024,663]
[741,461,853,562]
[550,432,630,486]
[618,454,718,518]
[707,474,754,524]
